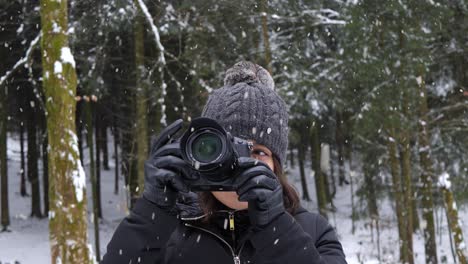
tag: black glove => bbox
[143,119,192,210]
[233,157,285,228]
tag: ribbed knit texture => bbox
[201,61,289,167]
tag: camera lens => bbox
[192,133,223,163]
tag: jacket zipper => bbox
[228,211,236,251]
[180,213,209,221]
[184,222,246,264]
[229,211,235,231]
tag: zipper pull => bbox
[229,212,235,231]
[233,255,241,264]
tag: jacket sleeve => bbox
[249,211,347,264]
[101,197,178,264]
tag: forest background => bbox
[0,0,467,263]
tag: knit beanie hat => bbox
[201,61,289,168]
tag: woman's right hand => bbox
[143,119,192,210]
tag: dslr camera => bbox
[178,117,253,191]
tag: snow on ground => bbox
[0,133,127,263]
[1,133,467,263]
[287,159,468,264]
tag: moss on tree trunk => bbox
[442,186,468,263]
[134,3,148,202]
[388,126,412,264]
[40,0,92,262]
[416,70,438,264]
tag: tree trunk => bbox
[42,120,49,216]
[396,22,415,263]
[441,182,468,264]
[260,0,272,74]
[343,126,356,233]
[289,147,295,168]
[362,151,378,221]
[121,119,137,209]
[416,72,438,264]
[297,143,311,201]
[112,110,119,195]
[95,104,102,218]
[76,100,84,165]
[320,143,334,203]
[40,0,92,261]
[400,134,414,263]
[363,162,379,257]
[388,127,412,264]
[348,150,356,234]
[335,112,347,186]
[310,123,327,217]
[342,112,352,202]
[19,92,28,197]
[134,2,148,204]
[27,90,42,218]
[101,116,110,170]
[0,82,9,231]
[85,101,100,260]
[412,191,420,232]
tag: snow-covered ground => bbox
[1,133,466,263]
[1,133,127,263]
[288,160,468,264]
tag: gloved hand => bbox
[233,157,285,228]
[143,119,192,210]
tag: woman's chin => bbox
[212,191,248,210]
[228,201,248,210]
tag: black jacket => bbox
[102,196,347,264]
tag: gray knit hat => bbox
[201,61,289,168]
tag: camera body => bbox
[179,117,253,191]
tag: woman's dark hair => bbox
[198,154,300,221]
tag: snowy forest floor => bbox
[1,133,467,264]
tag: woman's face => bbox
[211,141,275,210]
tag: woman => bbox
[102,61,347,264]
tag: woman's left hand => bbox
[233,157,285,228]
